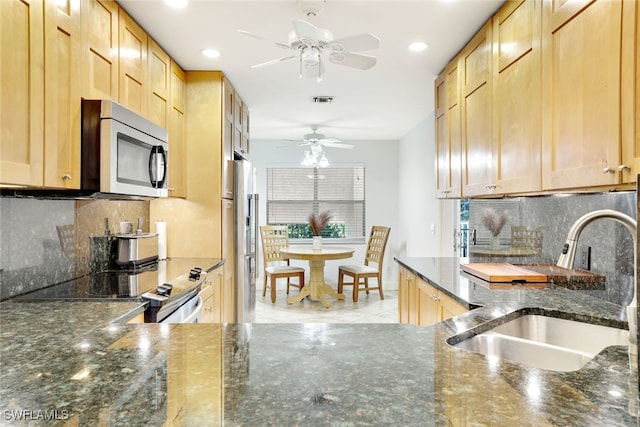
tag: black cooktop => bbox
[15,267,160,302]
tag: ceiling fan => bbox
[238,19,381,81]
[295,126,354,149]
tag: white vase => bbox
[312,236,322,250]
[490,235,500,250]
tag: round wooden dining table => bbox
[279,245,355,308]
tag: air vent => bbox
[311,96,334,104]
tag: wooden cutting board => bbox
[461,263,548,283]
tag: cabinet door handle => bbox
[62,174,72,180]
[602,167,615,174]
[617,165,631,172]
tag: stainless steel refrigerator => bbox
[233,159,258,322]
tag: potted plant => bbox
[308,210,332,250]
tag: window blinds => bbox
[266,167,366,238]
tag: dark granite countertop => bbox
[0,257,637,425]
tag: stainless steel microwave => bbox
[81,100,168,198]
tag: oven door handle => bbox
[149,146,167,188]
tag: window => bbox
[266,166,365,240]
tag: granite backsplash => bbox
[0,197,149,300]
[1,191,637,305]
[467,191,637,306]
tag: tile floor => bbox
[254,281,399,323]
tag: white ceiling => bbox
[118,0,504,142]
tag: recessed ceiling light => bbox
[164,0,188,9]
[408,41,429,52]
[201,48,221,58]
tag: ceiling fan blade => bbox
[321,141,354,149]
[329,52,377,70]
[292,19,319,45]
[238,29,291,50]
[328,33,381,52]
[251,56,297,68]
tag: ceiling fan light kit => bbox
[302,145,330,168]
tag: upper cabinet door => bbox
[541,0,629,189]
[81,0,118,100]
[435,58,462,199]
[148,39,170,128]
[0,0,44,186]
[222,76,234,199]
[461,20,494,197]
[621,0,639,184]
[491,0,542,194]
[241,102,250,156]
[168,60,186,198]
[44,0,82,189]
[118,9,147,116]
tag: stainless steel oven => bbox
[81,99,168,198]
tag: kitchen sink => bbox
[448,313,629,372]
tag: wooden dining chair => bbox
[337,226,391,302]
[260,225,305,303]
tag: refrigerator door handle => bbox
[250,194,259,276]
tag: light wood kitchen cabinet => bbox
[168,60,187,198]
[222,77,235,199]
[43,0,82,190]
[461,1,541,198]
[398,267,467,326]
[233,94,243,155]
[0,0,44,187]
[491,0,542,194]
[636,2,640,175]
[232,97,250,158]
[439,0,638,196]
[221,75,251,197]
[417,277,466,326]
[398,267,413,323]
[200,268,223,323]
[148,38,170,129]
[541,0,637,190]
[152,71,237,322]
[435,57,462,199]
[241,102,251,156]
[621,0,639,184]
[81,0,119,101]
[118,8,147,117]
[460,20,494,197]
[417,279,439,326]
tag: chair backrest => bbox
[260,225,290,265]
[364,226,391,270]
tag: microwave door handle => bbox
[148,146,167,188]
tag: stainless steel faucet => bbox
[556,209,637,349]
[556,209,637,272]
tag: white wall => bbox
[250,138,400,288]
[397,113,453,258]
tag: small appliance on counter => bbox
[113,233,159,268]
[112,218,159,269]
